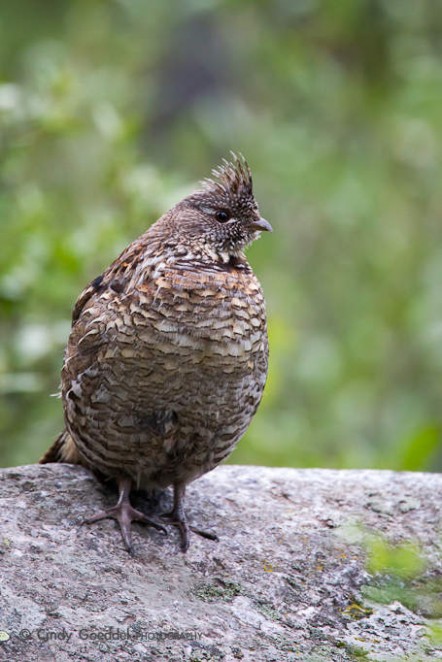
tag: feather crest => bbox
[202,152,253,198]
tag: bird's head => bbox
[170,154,272,263]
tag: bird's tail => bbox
[40,428,81,465]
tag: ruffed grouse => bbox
[41,154,272,553]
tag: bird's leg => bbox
[161,483,218,552]
[83,477,167,554]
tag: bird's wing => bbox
[70,236,152,325]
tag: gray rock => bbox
[0,464,441,661]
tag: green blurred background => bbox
[1,0,442,471]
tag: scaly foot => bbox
[161,483,218,552]
[83,477,167,553]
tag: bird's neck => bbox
[172,242,250,274]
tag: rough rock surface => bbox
[0,464,441,661]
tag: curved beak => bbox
[250,217,273,233]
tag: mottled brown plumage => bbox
[41,154,271,552]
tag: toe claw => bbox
[190,526,218,542]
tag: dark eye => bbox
[215,210,230,223]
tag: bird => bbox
[40,153,272,553]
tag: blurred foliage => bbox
[1,0,442,469]
[360,531,442,651]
